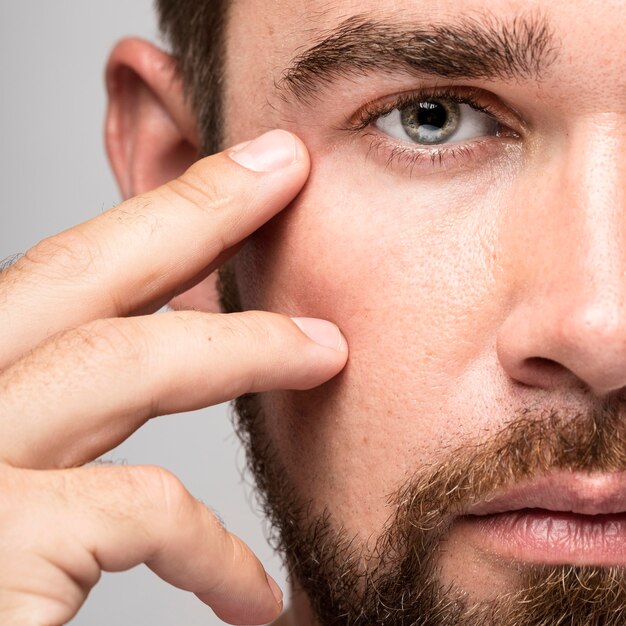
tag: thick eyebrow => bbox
[278,13,559,104]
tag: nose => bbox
[497,122,626,396]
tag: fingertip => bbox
[195,530,283,626]
[203,579,283,626]
[228,129,309,174]
[265,572,284,608]
[291,317,348,353]
[291,131,311,170]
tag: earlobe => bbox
[105,38,200,199]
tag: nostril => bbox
[518,357,576,389]
[525,357,562,373]
[522,356,581,389]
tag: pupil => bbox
[418,101,448,130]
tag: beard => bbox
[232,392,626,626]
[219,263,626,624]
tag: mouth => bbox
[457,471,626,566]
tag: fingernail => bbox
[291,317,348,352]
[229,130,298,172]
[265,572,283,607]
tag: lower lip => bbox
[463,509,626,565]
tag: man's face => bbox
[219,0,626,622]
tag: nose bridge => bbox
[564,120,625,306]
[498,116,626,395]
[520,122,624,310]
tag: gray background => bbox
[0,2,286,624]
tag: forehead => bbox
[224,0,626,104]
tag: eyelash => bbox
[343,86,520,173]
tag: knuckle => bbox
[0,557,84,626]
[165,166,233,217]
[202,503,227,534]
[0,470,94,625]
[61,319,144,366]
[131,465,189,518]
[225,533,263,577]
[227,533,250,565]
[21,230,101,280]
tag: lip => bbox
[465,471,626,516]
[456,472,626,565]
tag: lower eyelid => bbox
[362,131,521,176]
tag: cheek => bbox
[235,151,508,533]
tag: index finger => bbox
[0,130,309,369]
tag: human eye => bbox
[344,87,522,174]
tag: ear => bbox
[105,38,200,198]
[105,38,220,312]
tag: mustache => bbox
[385,396,626,560]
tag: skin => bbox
[219,0,625,621]
[226,0,625,621]
[0,0,624,624]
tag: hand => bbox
[0,130,348,626]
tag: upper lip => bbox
[464,471,626,517]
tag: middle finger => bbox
[0,310,347,469]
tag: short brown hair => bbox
[156,0,229,156]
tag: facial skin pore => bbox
[204,0,626,623]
